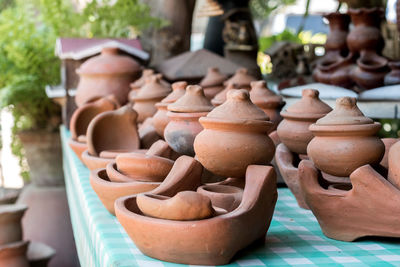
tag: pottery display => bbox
[68,95,120,161]
[194,89,275,178]
[0,204,27,245]
[211,82,239,106]
[308,97,384,177]
[298,139,400,241]
[223,68,256,89]
[164,85,213,156]
[152,81,187,137]
[0,241,29,267]
[75,47,140,107]
[249,81,285,132]
[277,89,332,155]
[27,242,56,267]
[91,155,203,215]
[115,164,277,265]
[199,67,227,99]
[384,61,400,85]
[131,74,171,123]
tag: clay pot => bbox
[138,117,161,149]
[308,97,384,177]
[194,89,275,178]
[153,81,187,137]
[129,69,170,98]
[131,74,171,123]
[346,8,385,55]
[197,184,243,212]
[75,47,140,107]
[324,12,351,55]
[90,155,203,215]
[0,241,29,267]
[86,105,140,157]
[277,89,332,155]
[211,82,240,106]
[164,85,213,156]
[0,204,27,245]
[199,67,227,99]
[81,149,115,170]
[249,81,285,132]
[384,61,400,85]
[351,52,389,90]
[114,165,277,265]
[27,242,56,267]
[223,68,256,89]
[381,138,399,169]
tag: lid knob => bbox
[302,89,319,99]
[172,81,187,91]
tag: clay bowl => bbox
[27,242,56,267]
[0,241,29,267]
[197,184,243,212]
[82,149,147,171]
[0,204,27,246]
[115,165,277,265]
[68,139,87,162]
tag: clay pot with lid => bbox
[277,89,332,155]
[75,47,140,107]
[223,68,257,89]
[129,69,170,99]
[130,74,171,123]
[152,81,187,137]
[384,61,400,85]
[194,89,275,178]
[0,241,29,267]
[249,81,285,132]
[211,82,240,106]
[199,67,227,100]
[164,85,213,156]
[308,97,385,177]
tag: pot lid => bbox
[282,89,332,118]
[77,47,140,75]
[211,82,240,105]
[200,67,227,87]
[224,68,257,87]
[133,74,171,99]
[250,81,284,107]
[130,69,154,89]
[316,97,373,125]
[168,85,213,113]
[161,81,187,103]
[206,89,269,121]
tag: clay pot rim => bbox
[199,116,273,132]
[357,55,388,70]
[166,111,209,118]
[0,240,29,252]
[82,149,118,161]
[347,7,384,16]
[68,138,87,146]
[253,99,285,109]
[107,161,171,183]
[92,168,161,186]
[0,204,27,215]
[281,111,327,121]
[197,184,243,195]
[389,61,400,69]
[323,12,351,20]
[309,122,381,136]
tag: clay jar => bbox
[194,89,275,178]
[384,61,400,85]
[249,81,285,132]
[0,204,27,245]
[211,82,240,106]
[152,81,187,137]
[130,74,171,123]
[347,8,384,55]
[308,97,385,177]
[224,68,257,90]
[199,67,227,100]
[324,12,351,56]
[164,85,213,156]
[75,47,140,107]
[0,241,29,267]
[277,89,332,155]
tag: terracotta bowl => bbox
[197,184,243,212]
[81,150,115,171]
[68,139,87,162]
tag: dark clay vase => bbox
[199,67,227,100]
[324,12,351,56]
[75,47,140,107]
[384,61,400,85]
[115,165,277,266]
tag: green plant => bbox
[250,0,296,19]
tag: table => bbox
[61,126,400,267]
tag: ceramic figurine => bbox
[199,67,227,100]
[75,47,140,107]
[194,89,275,178]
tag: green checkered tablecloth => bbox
[61,126,400,267]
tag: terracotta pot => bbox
[277,89,332,155]
[249,81,285,132]
[75,47,140,107]
[384,61,400,85]
[199,67,227,99]
[131,74,171,123]
[195,89,275,178]
[153,81,187,137]
[129,69,170,98]
[223,68,257,89]
[138,118,161,149]
[308,97,384,177]
[114,165,277,265]
[27,242,56,267]
[211,82,240,107]
[0,241,29,267]
[351,52,389,90]
[0,204,27,245]
[164,85,213,156]
[324,12,351,54]
[81,150,115,170]
[67,139,87,162]
[346,8,385,54]
[91,155,203,215]
[86,105,140,157]
[197,184,243,212]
